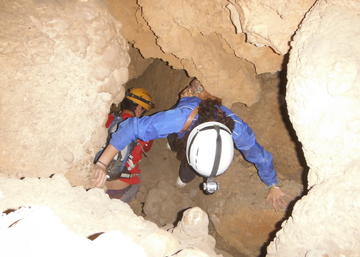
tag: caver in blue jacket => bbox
[110,96,278,187]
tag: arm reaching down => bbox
[266,186,289,212]
[91,144,119,188]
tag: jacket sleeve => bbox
[222,107,278,186]
[109,106,192,151]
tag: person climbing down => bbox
[166,98,235,193]
[94,87,154,202]
[92,78,288,211]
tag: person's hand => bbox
[180,78,205,98]
[266,186,289,212]
[180,86,192,98]
[90,144,119,188]
[91,164,107,188]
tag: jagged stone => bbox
[107,0,287,106]
[0,0,129,184]
[231,0,316,54]
[0,175,219,257]
[268,0,360,255]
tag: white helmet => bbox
[186,121,234,177]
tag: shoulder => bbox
[220,105,240,121]
[219,105,252,137]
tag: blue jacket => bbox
[110,97,278,186]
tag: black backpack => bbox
[93,115,137,180]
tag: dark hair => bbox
[109,103,118,115]
[120,97,138,113]
[196,99,234,131]
[170,98,234,162]
[108,97,139,116]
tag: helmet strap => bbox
[202,126,221,194]
[210,125,222,178]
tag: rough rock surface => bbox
[135,137,303,256]
[268,0,360,255]
[232,73,305,183]
[105,0,183,70]
[0,175,223,257]
[231,0,316,54]
[286,0,360,188]
[267,165,360,256]
[143,180,196,226]
[138,0,262,106]
[169,207,222,257]
[106,0,286,106]
[0,0,129,184]
[201,161,301,257]
[121,63,304,256]
[0,206,148,257]
[128,46,154,82]
[126,59,190,112]
[2,0,350,256]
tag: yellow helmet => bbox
[125,88,154,111]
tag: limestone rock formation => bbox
[143,180,196,226]
[201,161,302,256]
[128,46,154,82]
[268,0,360,255]
[286,0,360,188]
[106,0,286,106]
[105,0,183,70]
[0,206,148,257]
[0,175,223,257]
[232,73,305,182]
[267,166,360,256]
[0,0,129,184]
[2,0,355,255]
[126,59,190,112]
[165,207,222,257]
[138,139,303,256]
[230,0,316,54]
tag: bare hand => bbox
[91,165,107,188]
[266,186,289,212]
[90,145,119,188]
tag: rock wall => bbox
[122,53,305,257]
[106,0,287,106]
[286,0,360,188]
[267,0,360,255]
[128,46,154,82]
[105,0,322,106]
[2,0,356,255]
[230,0,316,54]
[133,137,303,256]
[126,59,190,112]
[0,175,223,257]
[0,0,129,184]
[232,73,305,183]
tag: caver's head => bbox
[121,88,154,117]
[186,121,234,178]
